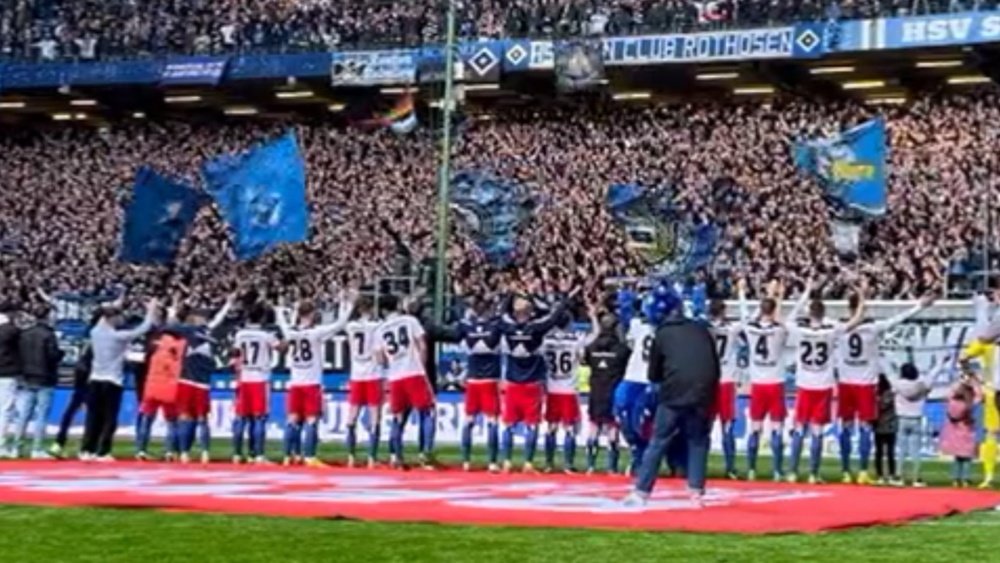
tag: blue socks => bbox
[251,416,268,458]
[809,433,823,476]
[771,429,784,476]
[284,422,302,458]
[722,423,736,474]
[563,431,576,470]
[486,422,498,464]
[368,423,380,461]
[303,422,319,458]
[198,421,210,454]
[544,432,557,467]
[389,417,404,460]
[586,437,598,471]
[136,413,152,453]
[232,417,246,457]
[747,431,760,472]
[346,423,358,457]
[839,426,852,473]
[166,421,180,455]
[461,422,474,463]
[419,410,436,455]
[858,425,873,471]
[790,429,804,475]
[608,441,620,474]
[179,419,196,453]
[525,426,539,463]
[501,426,514,461]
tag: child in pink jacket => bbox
[939,374,983,487]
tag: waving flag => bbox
[794,117,887,217]
[450,170,535,266]
[121,167,202,265]
[203,130,309,260]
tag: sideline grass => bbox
[1,438,997,562]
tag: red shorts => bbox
[388,375,434,415]
[235,381,269,417]
[139,397,177,421]
[837,383,877,422]
[545,393,581,425]
[175,382,210,419]
[795,388,833,426]
[465,379,501,417]
[287,384,324,419]
[712,381,737,422]
[348,379,384,407]
[502,381,543,426]
[749,382,786,422]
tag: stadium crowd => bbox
[1,88,998,313]
[0,0,987,62]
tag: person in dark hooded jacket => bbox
[11,304,63,458]
[582,313,630,474]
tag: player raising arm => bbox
[785,280,865,484]
[836,290,935,484]
[232,302,283,465]
[275,291,354,467]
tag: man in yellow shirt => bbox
[960,294,1000,488]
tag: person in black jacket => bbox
[51,311,100,458]
[0,302,22,459]
[583,313,630,475]
[11,305,64,459]
[625,302,720,506]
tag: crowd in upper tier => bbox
[1,88,997,314]
[0,0,987,62]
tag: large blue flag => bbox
[121,167,201,265]
[794,117,887,217]
[202,130,309,260]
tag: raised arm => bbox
[843,289,867,333]
[273,304,292,339]
[207,293,237,331]
[784,279,812,331]
[874,293,935,334]
[581,304,601,348]
[313,293,357,339]
[113,299,159,341]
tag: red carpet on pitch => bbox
[0,461,996,534]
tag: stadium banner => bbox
[838,11,1000,52]
[331,50,417,86]
[160,56,229,86]
[461,41,503,82]
[41,386,966,458]
[512,26,826,71]
[554,39,605,91]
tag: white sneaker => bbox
[78,452,93,462]
[48,443,64,458]
[200,451,210,465]
[30,450,53,461]
[180,453,191,464]
[231,455,243,465]
[253,456,272,465]
[94,455,116,463]
[135,451,149,462]
[462,461,471,472]
[622,491,648,507]
[488,463,500,473]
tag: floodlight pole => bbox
[433,0,458,324]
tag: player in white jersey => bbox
[707,291,749,480]
[344,296,383,468]
[614,315,656,474]
[275,293,354,467]
[541,305,599,473]
[741,279,804,481]
[373,295,433,469]
[784,286,865,484]
[836,292,934,484]
[231,302,283,464]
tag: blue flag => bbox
[203,130,309,260]
[794,117,887,217]
[121,167,201,265]
[450,171,535,266]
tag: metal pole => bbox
[433,0,457,325]
[986,188,993,292]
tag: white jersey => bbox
[743,320,790,385]
[542,330,597,395]
[346,318,382,382]
[373,313,426,382]
[837,304,924,386]
[233,326,281,383]
[787,320,845,390]
[709,319,743,383]
[623,319,654,384]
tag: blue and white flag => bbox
[450,171,535,266]
[794,117,887,217]
[203,130,309,261]
[121,167,202,265]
